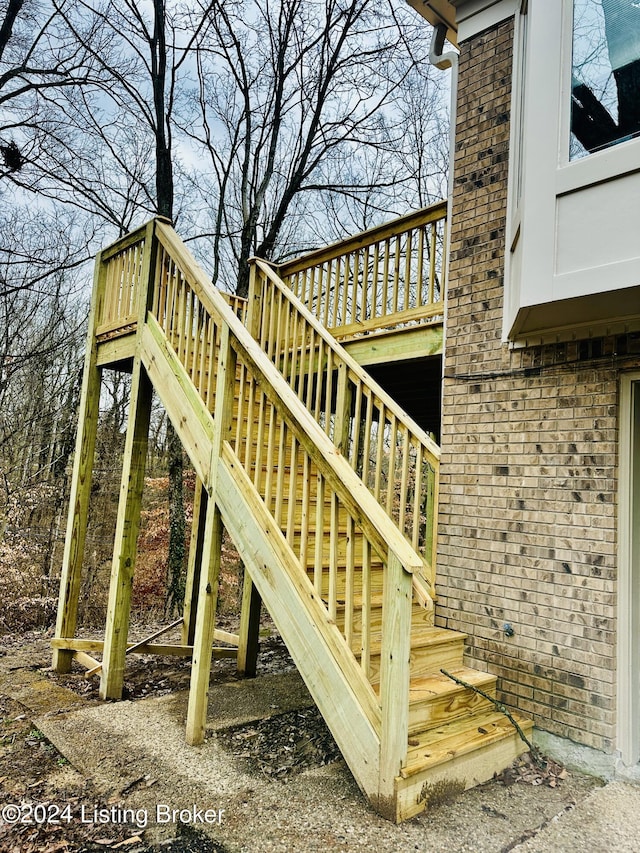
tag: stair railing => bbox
[276,201,446,340]
[94,219,427,784]
[248,257,440,600]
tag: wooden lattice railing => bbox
[276,201,446,340]
[248,257,440,596]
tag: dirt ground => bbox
[0,627,630,853]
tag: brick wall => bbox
[437,18,640,751]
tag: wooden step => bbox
[395,708,533,821]
[336,599,434,651]
[364,627,466,685]
[406,667,497,735]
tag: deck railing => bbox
[94,216,439,593]
[95,224,149,339]
[141,221,418,686]
[89,216,443,793]
[277,201,446,340]
[249,257,440,596]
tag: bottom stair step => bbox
[394,709,534,822]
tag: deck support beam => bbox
[237,574,262,677]
[182,478,207,647]
[185,324,237,745]
[99,359,153,699]
[52,253,105,673]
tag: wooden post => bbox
[333,361,352,456]
[182,478,207,646]
[237,574,262,677]
[99,360,153,699]
[185,323,237,745]
[52,253,106,673]
[246,260,262,341]
[99,220,157,700]
[378,552,411,813]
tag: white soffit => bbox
[404,0,459,47]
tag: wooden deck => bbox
[52,207,531,823]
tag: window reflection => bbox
[571,0,640,159]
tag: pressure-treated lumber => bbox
[99,358,153,700]
[377,552,412,818]
[54,215,535,825]
[100,219,158,700]
[237,575,262,677]
[185,323,237,746]
[182,479,207,646]
[52,253,105,674]
[215,447,381,798]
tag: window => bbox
[570,0,640,160]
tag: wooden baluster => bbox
[412,443,424,552]
[425,460,438,585]
[334,361,352,456]
[299,453,311,571]
[398,426,411,537]
[386,412,398,519]
[352,251,360,325]
[381,238,390,319]
[345,514,355,650]
[416,226,425,308]
[374,405,385,503]
[274,418,287,529]
[330,259,340,329]
[243,375,256,473]
[329,491,339,621]
[263,401,277,513]
[253,387,266,494]
[313,472,325,596]
[403,230,413,311]
[392,235,401,314]
[323,348,334,437]
[371,242,380,322]
[429,221,437,305]
[350,382,363,472]
[341,254,350,327]
[361,539,371,678]
[362,245,370,322]
[286,437,298,546]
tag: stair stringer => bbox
[216,446,382,799]
[139,310,384,802]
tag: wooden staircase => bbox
[53,213,532,823]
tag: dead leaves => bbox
[496,752,568,788]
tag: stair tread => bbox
[402,708,534,778]
[407,666,497,702]
[357,625,466,657]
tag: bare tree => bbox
[182,0,445,295]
